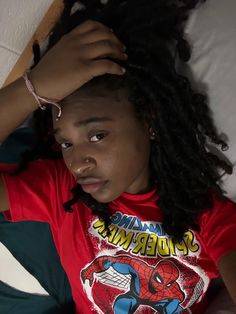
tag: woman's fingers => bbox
[70,19,111,35]
[30,20,127,100]
[68,19,126,61]
[77,28,125,51]
[88,59,126,77]
[84,40,127,61]
[70,20,126,59]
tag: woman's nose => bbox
[69,157,96,176]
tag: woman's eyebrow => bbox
[73,116,114,127]
[53,116,114,135]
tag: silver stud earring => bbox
[149,128,156,140]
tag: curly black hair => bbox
[21,0,232,240]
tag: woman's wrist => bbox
[28,68,63,102]
[12,76,40,111]
[0,77,39,143]
[22,72,62,120]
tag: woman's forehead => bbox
[52,87,135,125]
[64,85,128,104]
[56,87,132,114]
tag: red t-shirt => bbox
[2,159,236,314]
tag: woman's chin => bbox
[91,189,121,203]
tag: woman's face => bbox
[52,86,152,203]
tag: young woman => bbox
[0,1,236,313]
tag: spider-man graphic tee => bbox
[2,159,236,314]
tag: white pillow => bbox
[187,2,236,312]
[186,0,236,201]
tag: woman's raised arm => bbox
[0,20,126,143]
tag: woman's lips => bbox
[79,180,107,194]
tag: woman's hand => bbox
[30,20,127,101]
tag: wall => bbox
[0,0,55,87]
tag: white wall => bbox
[0,0,53,87]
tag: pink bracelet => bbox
[22,72,62,120]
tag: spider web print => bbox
[186,278,204,308]
[176,258,206,309]
[96,268,131,290]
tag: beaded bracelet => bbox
[22,72,62,120]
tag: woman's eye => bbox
[89,132,107,142]
[61,142,72,150]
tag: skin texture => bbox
[52,86,152,203]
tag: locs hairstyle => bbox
[21,0,232,240]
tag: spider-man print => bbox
[81,255,185,314]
